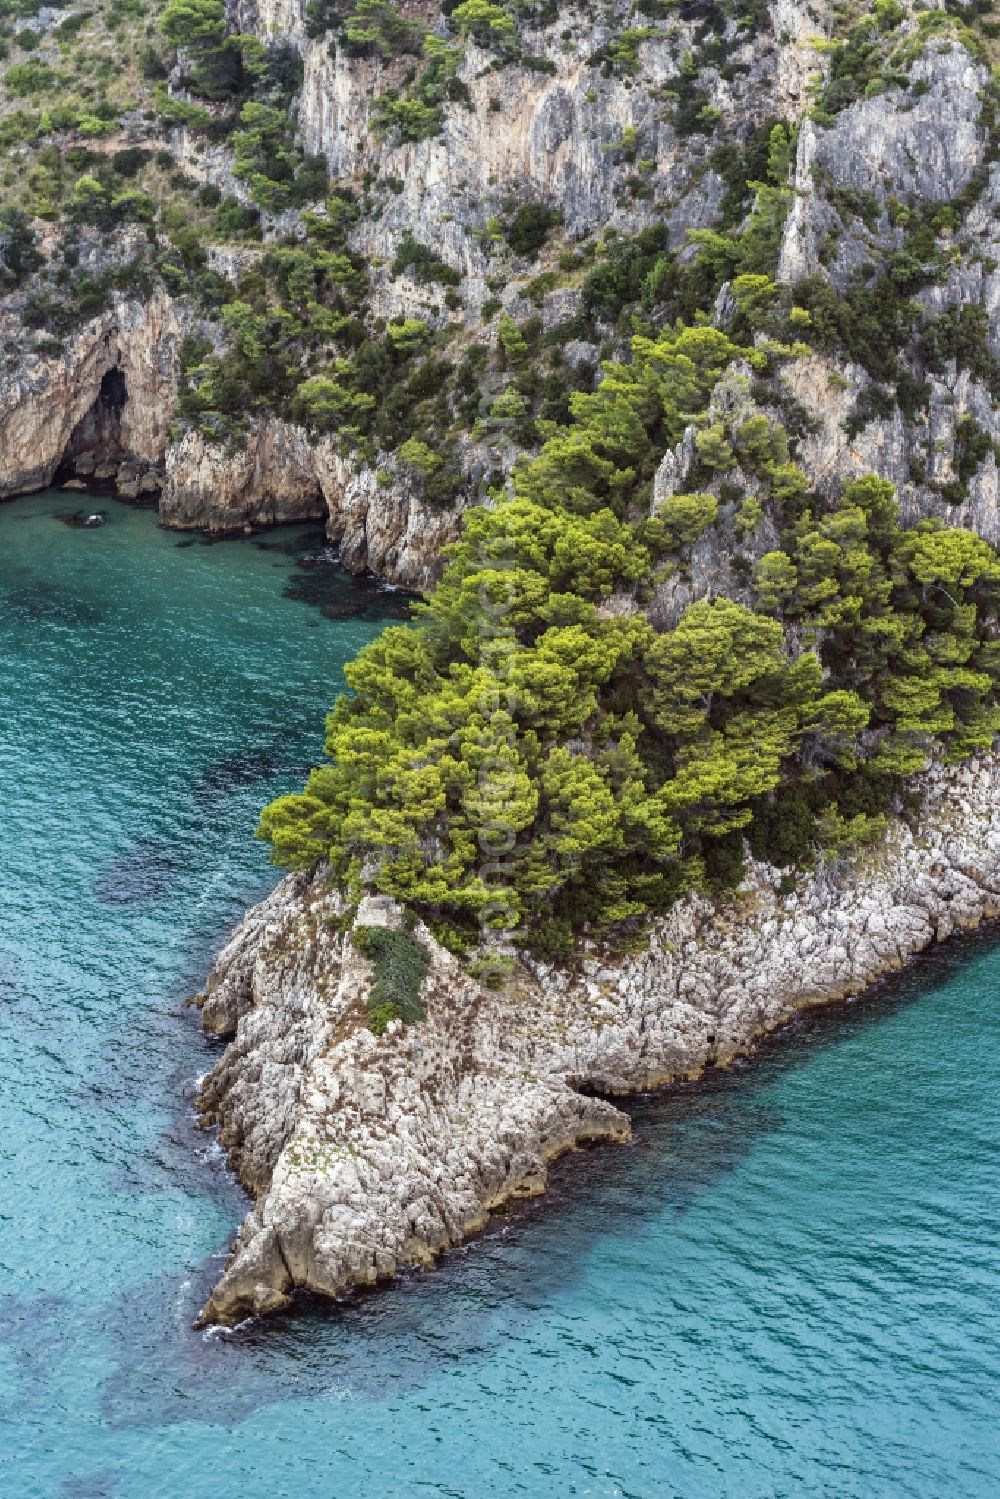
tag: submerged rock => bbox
[194,754,1000,1327]
[62,510,108,528]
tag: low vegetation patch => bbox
[353,925,431,1035]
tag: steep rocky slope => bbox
[1,1,995,585]
[777,37,1000,540]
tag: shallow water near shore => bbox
[1,490,998,1498]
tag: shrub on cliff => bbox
[503,203,560,260]
[450,0,515,45]
[392,234,461,287]
[352,925,431,1034]
[0,207,42,291]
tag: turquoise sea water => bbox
[1,489,998,1499]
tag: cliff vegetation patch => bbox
[352,924,431,1034]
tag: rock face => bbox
[2,12,997,593]
[195,753,1000,1326]
[780,352,1000,545]
[0,287,183,500]
[778,45,989,288]
[255,6,794,291]
[160,423,327,536]
[774,36,1000,532]
[161,422,465,590]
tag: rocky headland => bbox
[194,752,1000,1326]
[3,0,1000,1330]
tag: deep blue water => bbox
[1,490,998,1498]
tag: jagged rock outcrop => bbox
[780,353,1000,544]
[161,420,466,589]
[195,752,1000,1326]
[778,44,989,288]
[775,35,1000,524]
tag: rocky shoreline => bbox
[0,285,462,590]
[193,753,1000,1327]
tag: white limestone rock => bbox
[195,753,1000,1327]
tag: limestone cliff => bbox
[2,4,998,592]
[161,422,462,587]
[774,37,1000,539]
[196,752,1000,1325]
[0,282,184,501]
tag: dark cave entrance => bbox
[99,366,128,418]
[62,366,129,474]
[56,366,162,501]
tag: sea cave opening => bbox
[56,366,162,500]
